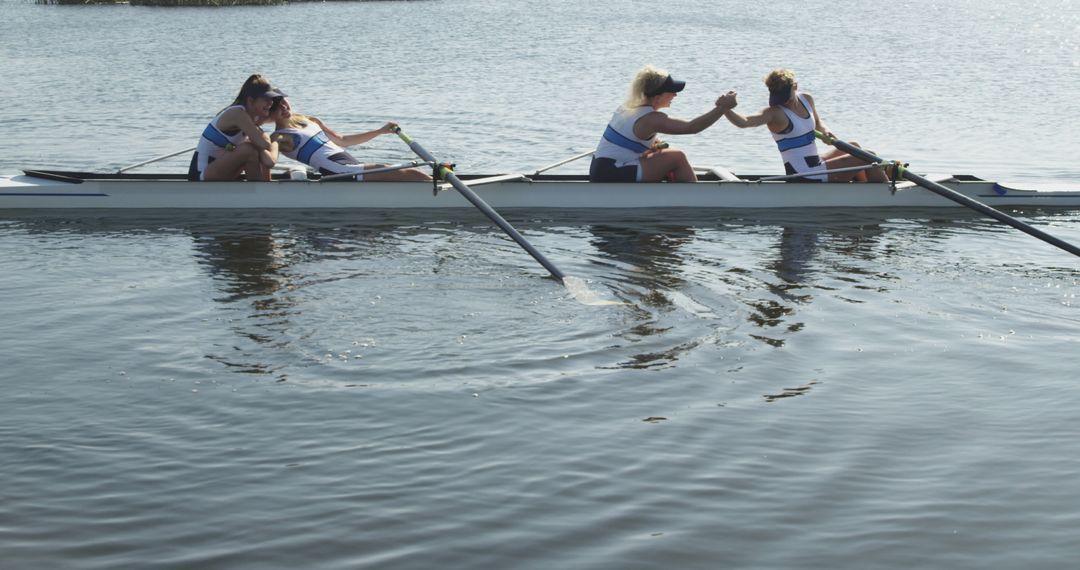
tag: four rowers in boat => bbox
[194,70,884,184]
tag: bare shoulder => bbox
[763,105,786,122]
[218,106,245,122]
[631,109,663,127]
[632,109,666,137]
[217,106,253,128]
[764,105,790,131]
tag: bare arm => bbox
[634,92,738,139]
[308,116,342,143]
[724,106,787,132]
[312,117,397,148]
[259,142,279,168]
[804,93,834,139]
[218,107,274,150]
[271,131,295,154]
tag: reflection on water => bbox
[191,225,299,379]
[744,214,900,347]
[763,378,822,402]
[193,229,291,304]
[746,224,821,347]
[576,211,925,359]
[586,222,704,369]
[2,208,1053,381]
[587,222,694,307]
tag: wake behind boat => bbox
[3,167,1080,210]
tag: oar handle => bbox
[390,126,412,145]
[813,130,835,146]
[390,126,455,181]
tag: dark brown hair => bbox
[232,74,272,107]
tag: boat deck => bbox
[2,169,1079,210]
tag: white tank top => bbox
[273,120,363,176]
[194,105,250,180]
[770,94,826,182]
[594,106,658,167]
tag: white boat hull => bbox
[2,171,1080,210]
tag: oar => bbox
[116,146,196,174]
[532,151,594,176]
[319,159,433,182]
[390,127,567,282]
[815,131,1080,258]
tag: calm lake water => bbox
[2,1,1080,569]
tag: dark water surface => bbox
[2,0,1080,568]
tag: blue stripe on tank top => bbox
[201,124,232,148]
[297,131,330,164]
[775,130,816,152]
[603,125,650,154]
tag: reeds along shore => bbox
[38,0,280,4]
[38,0,402,5]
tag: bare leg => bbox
[640,148,697,182]
[823,142,887,183]
[203,142,267,181]
[362,163,433,182]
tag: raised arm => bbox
[724,105,786,131]
[634,92,738,138]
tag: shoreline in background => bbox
[37,0,421,5]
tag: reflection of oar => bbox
[391,127,567,282]
[815,131,1080,258]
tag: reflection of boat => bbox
[4,169,1080,209]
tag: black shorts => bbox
[589,157,639,182]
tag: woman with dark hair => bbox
[189,74,286,182]
[723,69,888,183]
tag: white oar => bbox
[756,163,882,183]
[319,160,433,182]
[817,130,1080,258]
[116,146,196,174]
[391,127,567,282]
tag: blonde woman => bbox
[723,69,887,183]
[189,74,284,182]
[268,97,430,181]
[589,65,737,183]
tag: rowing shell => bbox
[2,169,1079,209]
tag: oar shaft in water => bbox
[817,132,1080,258]
[392,128,567,281]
